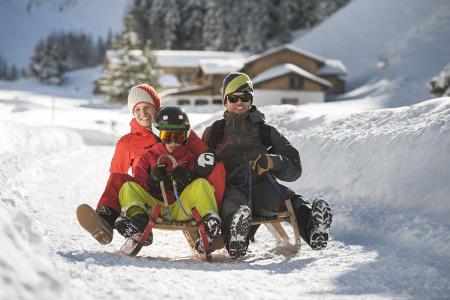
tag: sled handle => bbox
[156,154,177,220]
[157,154,177,169]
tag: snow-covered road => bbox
[1,93,450,299]
[16,143,382,299]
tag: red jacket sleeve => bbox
[109,139,131,174]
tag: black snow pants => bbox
[220,179,313,245]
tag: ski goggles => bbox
[159,130,187,144]
[226,93,253,103]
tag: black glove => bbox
[149,164,168,183]
[171,166,192,192]
[194,151,216,177]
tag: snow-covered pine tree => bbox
[95,11,159,102]
[0,55,7,80]
[236,0,271,53]
[29,39,65,85]
[147,0,180,49]
[202,0,226,51]
[7,65,19,81]
[177,0,205,50]
[428,63,450,97]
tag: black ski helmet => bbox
[154,106,190,132]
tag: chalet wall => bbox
[160,66,197,83]
[243,49,323,77]
[255,74,327,91]
[321,75,345,93]
[162,94,223,107]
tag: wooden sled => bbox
[120,199,302,261]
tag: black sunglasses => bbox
[227,93,253,103]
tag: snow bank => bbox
[260,98,450,258]
[0,120,85,300]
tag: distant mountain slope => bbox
[293,0,450,104]
[0,0,132,68]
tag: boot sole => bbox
[76,204,113,245]
[228,207,252,259]
[310,199,332,250]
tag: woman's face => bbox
[133,102,156,128]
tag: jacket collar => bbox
[149,143,190,163]
[223,105,265,124]
[130,118,154,136]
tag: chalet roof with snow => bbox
[158,73,181,88]
[318,59,348,76]
[153,50,247,68]
[198,58,245,74]
[252,63,332,88]
[159,84,212,97]
[245,44,327,66]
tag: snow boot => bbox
[309,198,332,250]
[76,204,117,245]
[227,205,252,259]
[115,213,153,246]
[194,213,222,253]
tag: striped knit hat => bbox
[127,84,161,113]
[222,72,254,104]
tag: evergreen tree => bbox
[177,0,205,49]
[0,56,7,80]
[202,0,226,50]
[237,0,271,53]
[7,65,19,81]
[428,63,450,97]
[29,39,65,85]
[95,11,159,101]
[121,0,349,52]
[147,0,180,49]
[266,0,292,47]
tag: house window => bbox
[195,99,208,105]
[282,98,299,105]
[177,99,190,105]
[212,99,223,105]
[289,76,304,89]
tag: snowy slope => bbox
[293,0,450,106]
[0,0,132,68]
[1,74,450,299]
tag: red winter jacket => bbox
[109,118,159,175]
[134,143,197,205]
[98,123,226,212]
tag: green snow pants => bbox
[118,178,218,221]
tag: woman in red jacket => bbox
[77,85,226,246]
[115,106,221,252]
[77,83,161,245]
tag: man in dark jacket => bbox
[203,72,332,259]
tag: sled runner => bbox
[119,154,302,261]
